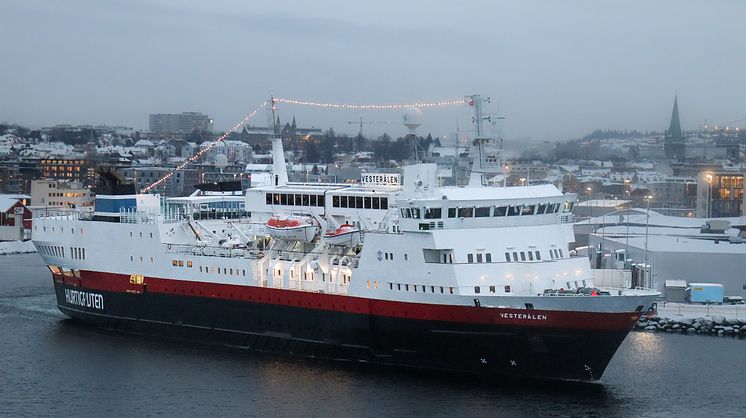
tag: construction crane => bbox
[347,116,389,136]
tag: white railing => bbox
[33,209,93,221]
[163,243,264,259]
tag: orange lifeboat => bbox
[323,223,361,246]
[266,215,319,242]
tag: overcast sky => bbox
[2,0,745,140]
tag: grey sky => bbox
[2,0,745,140]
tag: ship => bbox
[31,100,658,382]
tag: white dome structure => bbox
[402,107,423,134]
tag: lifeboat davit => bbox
[323,223,361,246]
[266,216,319,242]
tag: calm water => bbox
[1,254,745,417]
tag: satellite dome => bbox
[214,153,229,170]
[403,107,423,134]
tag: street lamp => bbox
[643,194,653,288]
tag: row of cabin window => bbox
[401,203,565,219]
[389,282,455,294]
[503,249,564,262]
[504,250,542,262]
[266,193,326,207]
[130,255,154,263]
[332,195,389,210]
[474,285,512,294]
[40,245,64,258]
[36,225,84,235]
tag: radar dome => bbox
[403,107,423,134]
[214,154,229,170]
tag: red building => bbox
[0,196,32,240]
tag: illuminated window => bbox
[172,259,178,266]
[187,261,193,268]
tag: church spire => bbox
[668,94,682,139]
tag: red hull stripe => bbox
[55,271,641,331]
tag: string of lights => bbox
[139,96,467,194]
[139,101,268,194]
[273,97,468,110]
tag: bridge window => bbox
[486,253,492,263]
[512,251,518,261]
[476,253,483,263]
[381,197,388,209]
[520,252,526,261]
[475,207,491,217]
[528,252,534,261]
[266,193,272,204]
[448,208,457,218]
[364,197,372,209]
[505,252,511,262]
[355,196,363,208]
[535,251,541,261]
[474,286,480,294]
[494,206,507,216]
[280,194,288,205]
[333,196,340,207]
[424,208,442,219]
[537,203,547,214]
[505,285,511,293]
[411,208,421,219]
[521,205,536,216]
[458,207,474,218]
[508,205,521,216]
[467,253,474,263]
[490,285,496,293]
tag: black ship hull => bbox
[53,277,637,382]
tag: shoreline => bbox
[636,312,746,337]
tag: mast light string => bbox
[140,101,268,193]
[139,97,467,193]
[273,97,468,109]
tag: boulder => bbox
[687,327,696,333]
[644,325,657,331]
[712,315,726,325]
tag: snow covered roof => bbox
[576,199,631,208]
[0,196,22,212]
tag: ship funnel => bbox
[271,137,289,186]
